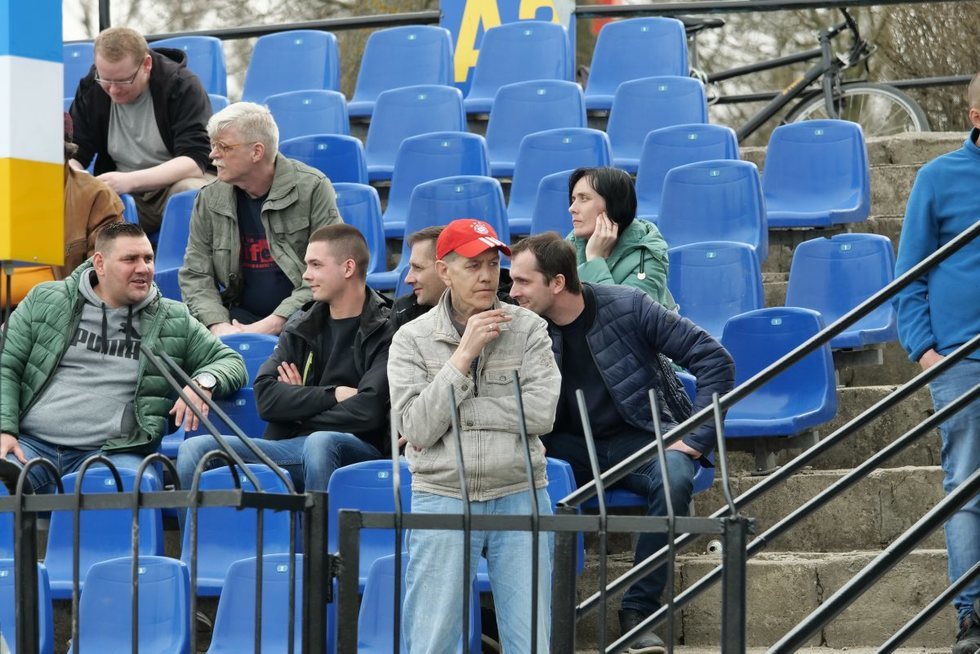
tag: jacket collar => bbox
[292,287,390,343]
[206,153,299,219]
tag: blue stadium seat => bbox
[507,127,612,236]
[723,307,838,438]
[219,333,278,384]
[279,134,368,184]
[153,189,199,301]
[785,233,898,349]
[67,556,189,654]
[668,241,764,339]
[606,76,708,173]
[45,467,164,599]
[265,89,349,141]
[349,25,454,118]
[333,183,386,274]
[181,464,292,596]
[485,80,586,177]
[242,30,340,103]
[659,160,768,262]
[635,124,739,223]
[327,459,412,590]
[357,553,481,654]
[0,560,54,654]
[0,484,11,558]
[63,42,93,99]
[120,193,139,225]
[208,93,229,112]
[152,36,227,96]
[180,386,270,442]
[529,169,575,236]
[584,17,689,111]
[205,554,306,654]
[763,119,871,227]
[365,85,466,181]
[464,21,571,114]
[381,132,490,240]
[393,265,412,298]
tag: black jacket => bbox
[548,283,735,457]
[254,290,395,450]
[70,48,212,175]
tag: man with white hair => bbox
[180,102,341,336]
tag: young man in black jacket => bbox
[176,224,394,492]
[510,232,735,654]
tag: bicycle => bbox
[686,8,930,142]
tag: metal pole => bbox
[302,492,330,654]
[98,0,110,31]
[336,510,361,654]
[550,504,579,654]
[720,517,750,653]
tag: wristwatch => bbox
[193,372,217,392]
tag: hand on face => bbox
[584,211,618,261]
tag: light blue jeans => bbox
[929,357,980,621]
[403,488,554,654]
[174,431,381,493]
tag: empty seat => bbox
[279,134,368,184]
[507,127,612,236]
[120,193,139,224]
[785,233,898,349]
[184,386,269,440]
[265,89,349,141]
[464,21,571,114]
[63,42,93,99]
[68,556,189,654]
[485,80,586,177]
[219,333,278,384]
[205,554,306,654]
[607,76,708,173]
[151,36,227,96]
[658,160,768,261]
[365,85,466,181]
[722,307,837,439]
[45,467,164,599]
[763,119,871,227]
[529,169,575,236]
[635,124,740,222]
[349,25,454,118]
[381,131,490,240]
[668,241,764,339]
[242,30,340,103]
[0,560,54,654]
[153,189,200,301]
[584,17,688,111]
[208,93,229,113]
[333,183,386,275]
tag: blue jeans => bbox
[3,434,162,494]
[929,357,980,621]
[175,431,381,493]
[543,429,698,616]
[403,488,554,654]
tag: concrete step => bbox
[871,164,920,217]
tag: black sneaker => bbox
[618,608,666,654]
[954,600,980,654]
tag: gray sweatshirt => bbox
[20,270,156,448]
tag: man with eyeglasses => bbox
[179,102,341,336]
[68,26,212,232]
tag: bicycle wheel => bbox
[786,82,930,136]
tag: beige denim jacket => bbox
[388,292,561,501]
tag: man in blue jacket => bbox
[510,232,735,653]
[894,73,980,654]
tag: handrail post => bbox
[551,505,578,654]
[336,510,361,654]
[13,481,40,654]
[302,492,329,654]
[720,516,751,653]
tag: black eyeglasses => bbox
[94,65,142,87]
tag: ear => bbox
[344,258,356,279]
[142,53,152,73]
[252,141,265,163]
[970,106,980,131]
[435,259,451,286]
[551,273,567,295]
[92,252,106,276]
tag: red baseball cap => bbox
[436,219,511,260]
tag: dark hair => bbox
[309,224,370,280]
[568,166,637,233]
[94,222,146,251]
[406,225,444,248]
[511,231,582,295]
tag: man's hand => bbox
[335,386,358,402]
[667,440,702,459]
[234,315,286,336]
[918,348,945,371]
[169,385,213,432]
[209,322,243,337]
[96,170,138,195]
[449,309,512,374]
[0,433,27,464]
[585,212,618,261]
[277,362,304,385]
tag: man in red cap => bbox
[388,218,561,653]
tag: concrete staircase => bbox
[573,132,966,652]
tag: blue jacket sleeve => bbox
[894,170,939,363]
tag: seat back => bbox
[151,36,227,96]
[529,169,575,236]
[218,333,277,384]
[279,134,368,184]
[186,387,269,440]
[120,193,139,224]
[0,484,11,559]
[265,89,349,141]
[785,233,897,348]
[70,556,189,654]
[205,554,305,654]
[464,21,571,113]
[584,17,688,110]
[0,560,54,654]
[208,93,229,112]
[156,189,199,271]
[635,124,739,222]
[606,76,708,172]
[485,80,586,176]
[63,43,94,99]
[659,159,768,260]
[668,241,763,339]
[350,25,454,117]
[242,30,340,103]
[333,183,386,274]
